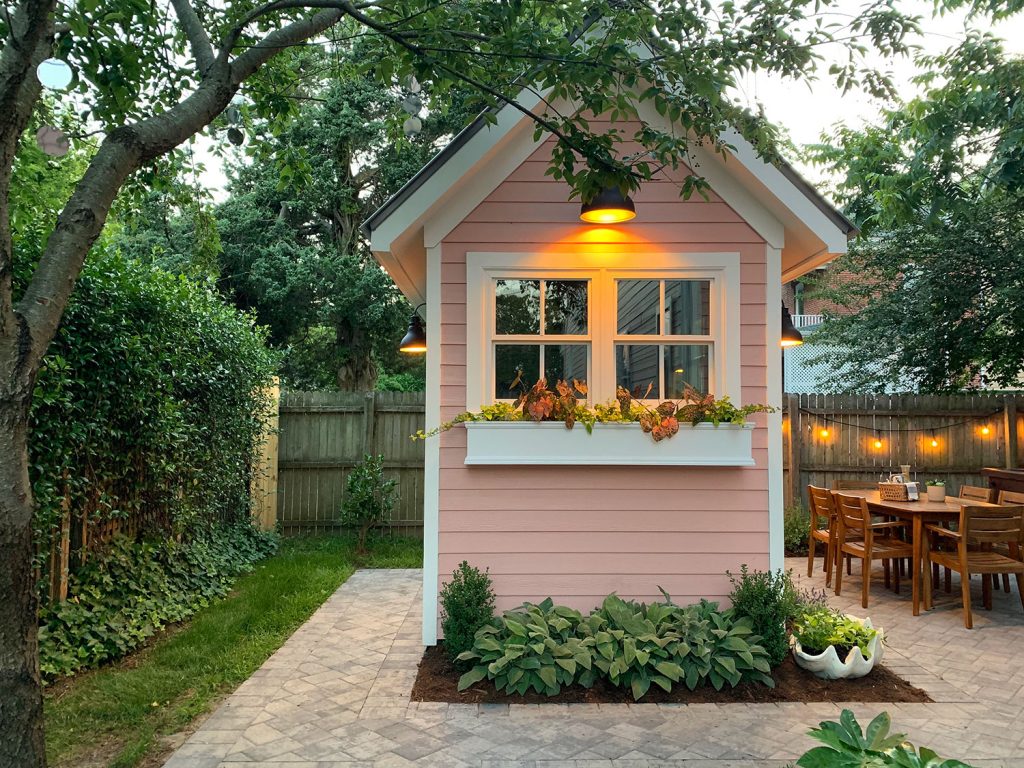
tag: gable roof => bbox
[361,96,857,305]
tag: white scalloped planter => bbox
[792,618,884,680]
[463,421,756,466]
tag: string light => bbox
[981,425,991,436]
[819,427,830,439]
[873,434,883,450]
[929,431,939,448]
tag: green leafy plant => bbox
[785,505,811,556]
[414,379,773,444]
[797,709,973,767]
[339,454,397,554]
[578,594,775,698]
[37,522,278,679]
[456,599,592,696]
[926,479,945,487]
[440,561,496,664]
[793,606,879,659]
[727,565,800,666]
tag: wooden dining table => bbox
[835,489,999,615]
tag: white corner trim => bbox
[766,245,784,572]
[422,244,441,646]
[370,87,550,255]
[465,251,742,412]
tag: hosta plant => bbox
[797,709,973,768]
[456,599,593,696]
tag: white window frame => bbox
[466,252,742,411]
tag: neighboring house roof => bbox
[362,92,856,306]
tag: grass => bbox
[44,533,422,768]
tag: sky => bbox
[197,1,1024,199]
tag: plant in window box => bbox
[791,605,884,680]
[413,379,773,444]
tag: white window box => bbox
[463,421,756,466]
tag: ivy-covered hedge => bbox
[38,522,278,679]
[29,250,278,550]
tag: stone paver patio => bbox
[164,560,1024,768]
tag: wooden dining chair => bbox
[832,492,914,609]
[923,505,1024,628]
[989,490,1024,592]
[960,485,994,503]
[807,485,839,585]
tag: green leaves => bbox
[797,710,973,768]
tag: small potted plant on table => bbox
[791,606,883,679]
[925,479,946,502]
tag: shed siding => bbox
[438,135,769,615]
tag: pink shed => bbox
[364,104,853,645]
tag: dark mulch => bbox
[411,643,932,704]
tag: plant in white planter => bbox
[791,606,883,680]
[926,479,946,502]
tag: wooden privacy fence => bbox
[276,390,425,534]
[783,392,1024,509]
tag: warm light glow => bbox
[873,438,883,449]
[780,337,804,348]
[673,367,685,374]
[579,207,637,224]
[399,343,427,354]
[981,425,991,436]
[819,428,830,438]
[930,437,939,448]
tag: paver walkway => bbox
[164,562,1024,768]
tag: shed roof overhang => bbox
[362,98,856,305]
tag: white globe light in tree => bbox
[36,125,70,157]
[403,116,422,137]
[36,58,74,90]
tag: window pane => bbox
[664,280,710,335]
[494,344,539,398]
[663,345,710,398]
[495,279,540,335]
[544,280,588,335]
[544,344,588,385]
[615,344,660,399]
[617,280,659,335]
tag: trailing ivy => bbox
[37,522,278,680]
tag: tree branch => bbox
[229,7,345,83]
[169,0,215,75]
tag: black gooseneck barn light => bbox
[399,304,427,354]
[780,302,804,347]
[579,186,637,224]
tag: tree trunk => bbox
[0,383,45,768]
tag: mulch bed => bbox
[410,643,932,704]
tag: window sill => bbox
[463,421,756,466]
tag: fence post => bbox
[786,392,801,509]
[251,378,280,531]
[361,390,377,458]
[49,483,71,604]
[1005,395,1019,469]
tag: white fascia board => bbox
[720,128,850,256]
[369,86,551,256]
[371,245,426,307]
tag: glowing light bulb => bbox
[873,438,883,449]
[819,428,830,439]
[981,425,991,436]
[930,437,939,448]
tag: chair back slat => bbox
[997,490,1024,505]
[807,485,834,527]
[833,492,869,533]
[962,505,1024,545]
[960,485,993,503]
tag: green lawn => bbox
[44,534,422,768]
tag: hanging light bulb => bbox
[981,425,991,436]
[873,434,883,450]
[819,427,830,439]
[781,303,804,347]
[399,309,427,353]
[930,431,939,448]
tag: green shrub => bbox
[784,505,810,556]
[457,599,591,695]
[797,710,973,768]
[37,521,278,679]
[30,251,277,562]
[727,565,799,667]
[440,561,496,663]
[792,605,879,658]
[339,454,396,553]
